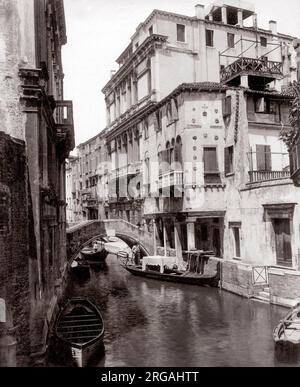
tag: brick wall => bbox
[220,260,254,298]
[0,131,31,365]
[269,271,300,306]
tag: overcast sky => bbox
[62,0,300,146]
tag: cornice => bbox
[102,34,168,94]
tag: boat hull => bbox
[274,304,300,346]
[81,249,109,264]
[71,337,104,368]
[55,298,105,367]
[124,265,219,287]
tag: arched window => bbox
[144,152,150,184]
[158,145,162,176]
[175,136,183,169]
[166,141,171,172]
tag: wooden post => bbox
[153,219,157,256]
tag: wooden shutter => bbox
[225,148,229,175]
[265,145,271,171]
[274,219,292,266]
[256,145,265,170]
[204,148,218,172]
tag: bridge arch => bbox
[66,220,155,264]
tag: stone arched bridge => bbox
[66,219,155,263]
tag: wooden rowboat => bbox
[55,298,104,367]
[274,303,300,346]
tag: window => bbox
[256,145,272,171]
[233,228,241,258]
[255,97,277,114]
[203,147,221,184]
[144,119,149,139]
[227,33,235,48]
[206,29,214,47]
[225,146,234,176]
[177,24,186,42]
[260,37,267,47]
[149,26,153,36]
[229,222,241,259]
[222,96,232,117]
[154,110,162,132]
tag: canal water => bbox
[58,254,300,367]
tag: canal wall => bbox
[218,259,300,308]
[269,268,300,307]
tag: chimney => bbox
[110,70,116,78]
[195,4,205,19]
[269,20,277,35]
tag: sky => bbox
[62,0,300,147]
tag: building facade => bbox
[67,1,300,306]
[0,0,74,366]
[66,133,110,224]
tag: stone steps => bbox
[252,286,271,303]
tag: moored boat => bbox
[122,254,220,288]
[80,241,109,264]
[55,298,105,367]
[274,303,300,346]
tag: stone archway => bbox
[67,220,155,265]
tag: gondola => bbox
[124,264,219,287]
[274,303,300,346]
[55,298,105,367]
[80,242,109,264]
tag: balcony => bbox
[221,57,283,85]
[249,170,290,183]
[158,171,184,190]
[116,162,142,178]
[247,151,290,184]
[54,101,75,151]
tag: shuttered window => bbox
[256,145,272,171]
[203,147,221,185]
[225,146,234,175]
[204,147,219,172]
[222,96,232,117]
[274,219,292,267]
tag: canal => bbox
[56,254,300,367]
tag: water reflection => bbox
[54,255,300,367]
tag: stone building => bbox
[97,1,300,306]
[66,132,109,223]
[0,0,74,366]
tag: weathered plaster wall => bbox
[0,0,35,140]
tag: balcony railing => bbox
[247,151,290,184]
[249,170,290,183]
[54,101,74,149]
[221,57,283,84]
[112,162,142,179]
[158,171,184,189]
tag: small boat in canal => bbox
[71,258,90,278]
[274,303,300,347]
[121,252,220,288]
[80,241,109,264]
[55,298,105,367]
